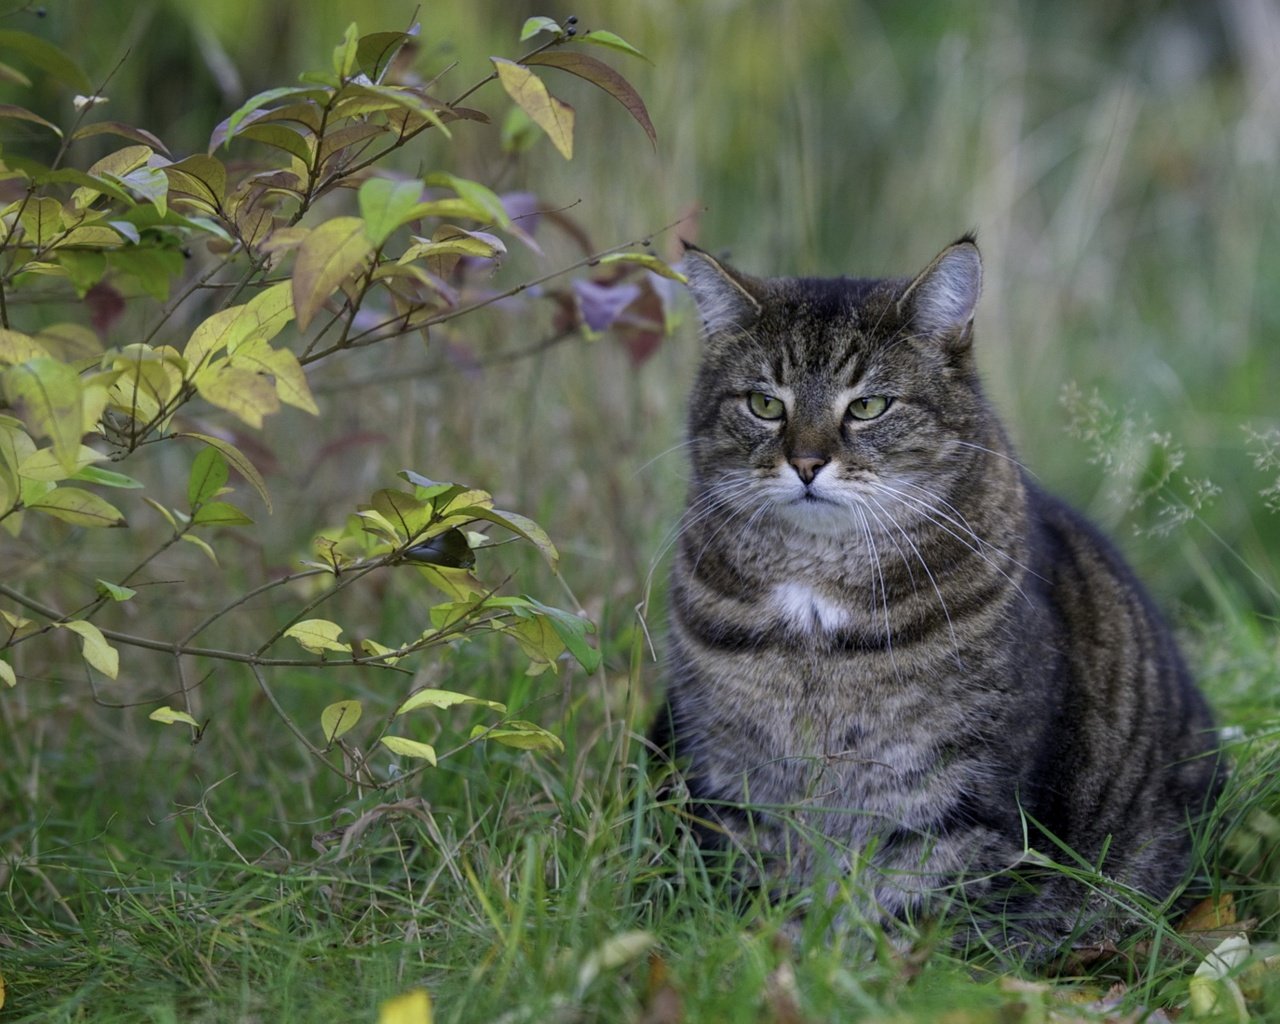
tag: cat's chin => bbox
[770,497,859,537]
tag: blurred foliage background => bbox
[4,0,1278,663]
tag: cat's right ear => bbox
[682,243,764,339]
[898,236,983,350]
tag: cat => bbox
[651,234,1223,960]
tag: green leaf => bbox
[338,83,450,136]
[29,486,125,527]
[2,358,84,472]
[523,51,657,148]
[358,177,424,248]
[396,689,506,715]
[72,465,144,489]
[472,720,564,753]
[0,103,62,137]
[283,618,348,655]
[176,433,272,512]
[519,16,562,41]
[423,173,513,229]
[321,699,362,742]
[0,29,92,92]
[59,619,119,678]
[333,22,359,79]
[356,29,412,83]
[188,446,228,508]
[238,122,314,163]
[490,58,573,160]
[526,598,601,673]
[191,500,253,528]
[580,29,651,63]
[149,706,201,728]
[224,86,326,142]
[459,507,559,570]
[160,154,226,213]
[95,578,137,602]
[379,735,437,765]
[291,216,373,330]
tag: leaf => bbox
[378,989,434,1024]
[396,689,506,715]
[491,58,574,159]
[573,278,642,334]
[160,154,227,213]
[95,579,136,602]
[520,17,562,41]
[576,930,656,993]
[176,433,272,512]
[180,533,218,564]
[70,120,170,155]
[188,447,229,508]
[0,329,48,365]
[59,619,119,678]
[72,465,143,489]
[526,599,601,673]
[356,30,413,83]
[524,51,656,147]
[192,361,279,428]
[149,706,201,728]
[238,122,314,163]
[29,486,125,527]
[359,177,424,248]
[423,173,513,229]
[1189,934,1251,1021]
[2,358,83,472]
[1181,894,1237,934]
[292,216,373,330]
[223,85,326,142]
[472,720,564,753]
[333,22,359,79]
[460,507,559,570]
[0,659,14,687]
[0,103,62,137]
[192,500,253,528]
[283,618,348,655]
[580,29,651,63]
[321,699,362,743]
[0,29,92,91]
[18,443,102,482]
[228,338,319,415]
[379,736,438,766]
[597,251,687,281]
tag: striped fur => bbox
[653,238,1222,958]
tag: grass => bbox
[3,0,1280,1020]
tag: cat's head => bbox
[682,237,997,536]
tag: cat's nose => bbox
[789,455,827,484]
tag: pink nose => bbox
[789,456,827,484]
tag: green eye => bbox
[747,392,786,420]
[847,395,891,420]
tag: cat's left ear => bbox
[899,235,982,350]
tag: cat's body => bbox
[653,237,1222,957]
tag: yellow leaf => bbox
[321,699,362,742]
[29,486,126,527]
[292,216,373,330]
[59,619,119,679]
[149,706,201,728]
[284,618,348,655]
[193,359,280,428]
[2,357,84,472]
[18,443,103,481]
[1181,894,1237,933]
[0,659,15,687]
[378,988,433,1024]
[229,338,319,415]
[491,58,574,159]
[379,735,438,765]
[0,328,49,365]
[396,688,506,715]
[180,533,219,564]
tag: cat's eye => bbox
[747,391,786,420]
[847,395,891,420]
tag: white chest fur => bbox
[769,581,850,633]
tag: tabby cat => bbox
[652,235,1222,958]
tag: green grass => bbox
[3,0,1280,1020]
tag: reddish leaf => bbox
[524,50,656,148]
[85,282,125,335]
